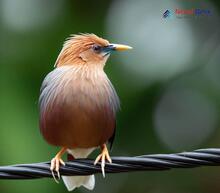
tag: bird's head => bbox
[55,33,132,67]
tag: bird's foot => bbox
[50,147,66,183]
[50,157,65,183]
[94,144,112,178]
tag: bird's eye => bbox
[92,44,102,53]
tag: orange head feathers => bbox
[55,33,132,67]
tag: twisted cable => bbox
[1,148,220,179]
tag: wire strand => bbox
[1,148,220,179]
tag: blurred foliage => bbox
[0,0,220,193]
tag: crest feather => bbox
[54,33,109,67]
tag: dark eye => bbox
[92,44,102,53]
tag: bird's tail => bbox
[62,148,96,191]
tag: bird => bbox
[39,33,132,191]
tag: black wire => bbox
[0,148,220,179]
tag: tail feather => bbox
[62,148,96,191]
[62,175,95,191]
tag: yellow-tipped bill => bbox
[109,43,133,51]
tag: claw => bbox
[51,170,59,183]
[50,157,65,183]
[94,144,112,178]
[50,147,66,183]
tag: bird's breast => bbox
[39,65,120,148]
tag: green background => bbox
[0,0,220,192]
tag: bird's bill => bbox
[108,43,133,51]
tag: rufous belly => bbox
[40,97,115,148]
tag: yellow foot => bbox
[94,144,112,178]
[50,147,66,183]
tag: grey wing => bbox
[39,67,69,113]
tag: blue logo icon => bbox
[163,10,172,18]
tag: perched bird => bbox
[39,33,132,191]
